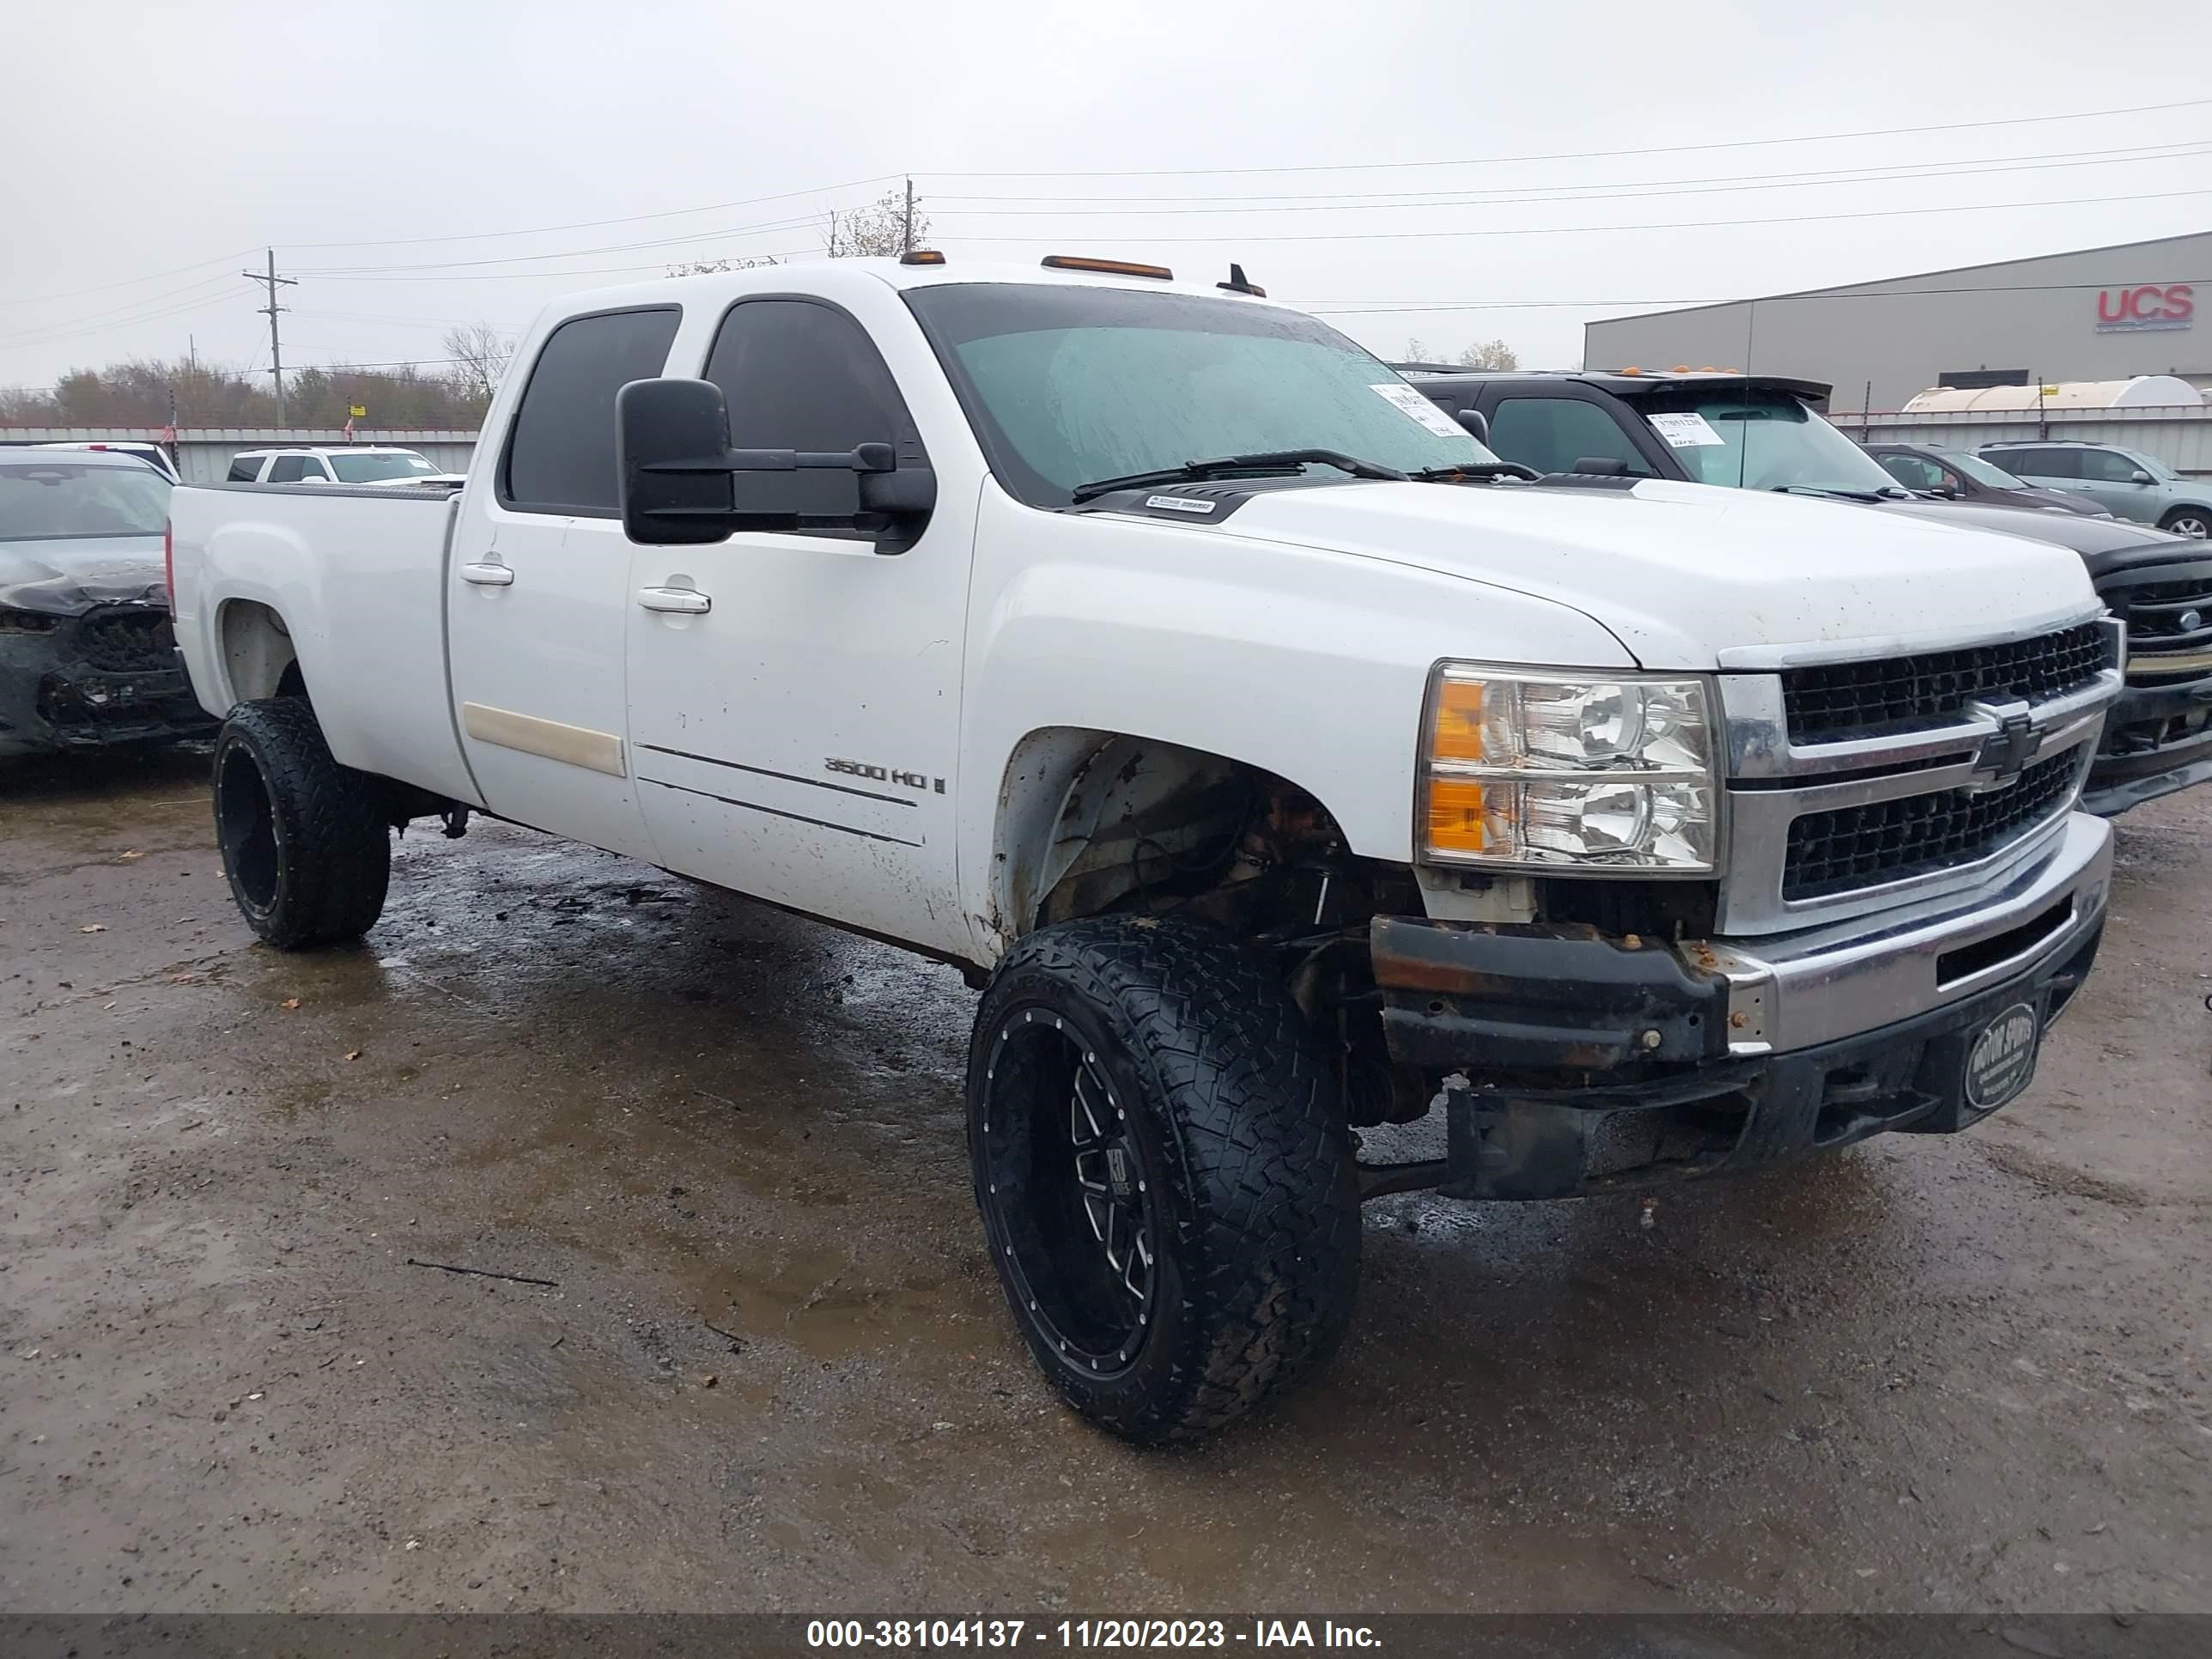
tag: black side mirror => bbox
[616,378,936,547]
[1454,407,1490,445]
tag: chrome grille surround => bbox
[1715,615,2122,937]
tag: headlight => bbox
[1421,666,1718,872]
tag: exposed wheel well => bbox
[218,600,301,703]
[989,729,1429,1130]
[989,729,1419,941]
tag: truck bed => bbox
[167,481,480,806]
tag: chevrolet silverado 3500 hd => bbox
[170,257,2120,1443]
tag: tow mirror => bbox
[616,378,935,547]
[1454,407,1490,445]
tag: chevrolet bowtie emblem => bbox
[1966,699,2043,788]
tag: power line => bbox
[925,142,2208,206]
[0,251,256,312]
[927,143,2212,217]
[939,185,2212,245]
[0,274,242,348]
[1296,277,2212,316]
[294,213,829,276]
[283,173,901,250]
[920,95,2212,179]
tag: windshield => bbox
[903,283,1500,507]
[1636,388,1905,495]
[1945,450,2029,489]
[0,463,171,541]
[330,452,439,483]
[2119,447,2182,483]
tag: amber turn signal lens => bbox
[1425,777,1494,855]
[1431,677,1487,764]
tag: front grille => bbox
[1782,623,2108,744]
[2106,566,2212,662]
[74,606,175,672]
[1784,750,2080,901]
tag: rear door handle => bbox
[459,562,514,586]
[637,586,711,615]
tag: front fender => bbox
[957,490,1636,962]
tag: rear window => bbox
[502,307,681,514]
[1999,447,2078,479]
[227,456,262,482]
[1487,397,1655,477]
[0,463,171,541]
[331,452,439,483]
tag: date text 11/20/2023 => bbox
[805,1621,1382,1650]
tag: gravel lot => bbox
[3,746,2207,1614]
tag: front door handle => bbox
[637,586,711,615]
[459,562,514,586]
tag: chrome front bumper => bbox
[1696,810,2112,1056]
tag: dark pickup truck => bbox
[1402,367,2212,817]
[0,447,213,757]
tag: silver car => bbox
[1978,441,2212,538]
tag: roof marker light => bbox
[1042,255,1174,281]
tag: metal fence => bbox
[0,427,480,483]
[1830,404,2212,477]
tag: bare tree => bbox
[1455,339,1520,370]
[826,187,929,258]
[666,256,780,276]
[441,323,515,405]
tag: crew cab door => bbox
[623,291,971,956]
[446,305,682,860]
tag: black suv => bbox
[1402,367,2212,816]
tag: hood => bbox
[2011,486,2108,516]
[1197,478,2098,670]
[0,533,167,616]
[1877,499,2189,566]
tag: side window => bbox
[1486,397,1653,477]
[305,459,333,481]
[704,298,919,456]
[502,307,682,515]
[2077,448,2143,483]
[226,456,260,483]
[2007,447,2077,479]
[1876,453,1942,489]
[702,298,924,538]
[265,455,308,483]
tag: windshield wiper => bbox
[1410,461,1542,483]
[1768,483,1894,504]
[1069,448,1407,504]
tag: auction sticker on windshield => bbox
[1649,411,1726,447]
[1370,383,1468,438]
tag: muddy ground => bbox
[2,746,2207,1616]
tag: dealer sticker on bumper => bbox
[1965,1001,2041,1110]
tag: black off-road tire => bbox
[212,698,390,949]
[968,916,1361,1444]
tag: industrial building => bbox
[1583,229,2210,416]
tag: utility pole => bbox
[901,177,915,254]
[241,250,297,428]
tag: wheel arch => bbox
[982,726,1361,957]
[216,598,303,704]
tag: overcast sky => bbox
[4,0,2209,398]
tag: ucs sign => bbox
[2095,283,2193,334]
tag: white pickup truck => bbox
[169,254,2120,1443]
